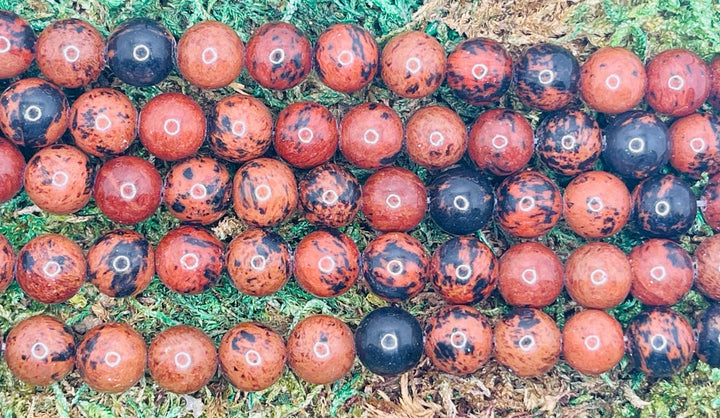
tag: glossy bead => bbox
[646,49,710,117]
[430,237,498,305]
[177,21,243,89]
[424,305,492,376]
[495,170,562,238]
[602,111,670,179]
[468,109,534,176]
[298,163,361,228]
[36,19,105,88]
[106,18,176,87]
[245,22,311,90]
[406,106,467,169]
[625,308,695,377]
[293,230,359,298]
[219,322,286,391]
[0,137,24,203]
[315,24,379,93]
[0,234,13,294]
[69,88,137,157]
[629,239,693,306]
[361,232,429,302]
[696,304,720,367]
[5,315,75,386]
[87,230,154,298]
[562,170,631,238]
[155,226,224,295]
[76,322,147,393]
[565,242,631,309]
[669,112,720,178]
[209,95,273,164]
[163,156,232,225]
[361,167,427,232]
[93,156,163,224]
[148,325,217,394]
[0,10,36,79]
[709,55,720,110]
[287,315,355,384]
[562,310,624,375]
[515,44,579,111]
[138,92,206,161]
[632,174,696,238]
[380,31,446,99]
[535,109,601,176]
[232,158,298,227]
[226,229,291,297]
[446,38,512,105]
[274,101,338,169]
[427,168,494,236]
[498,242,564,308]
[579,47,646,113]
[24,144,93,214]
[703,173,720,231]
[339,102,403,169]
[0,77,69,148]
[695,234,720,301]
[354,306,423,376]
[494,308,561,377]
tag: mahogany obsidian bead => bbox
[562,170,631,238]
[361,232,429,302]
[138,92,206,161]
[468,109,534,176]
[703,173,720,231]
[696,304,720,367]
[632,174,697,238]
[69,88,138,157]
[646,48,710,117]
[0,137,24,203]
[380,31,446,99]
[602,111,670,179]
[565,242,632,309]
[0,234,14,294]
[354,306,424,376]
[628,239,693,306]
[0,10,36,79]
[232,158,298,228]
[286,315,355,384]
[209,95,273,164]
[427,168,495,236]
[361,167,427,232]
[339,102,404,169]
[495,170,562,238]
[163,156,232,225]
[695,234,720,301]
[669,112,720,178]
[498,242,564,308]
[710,55,720,111]
[177,21,244,90]
[515,43,579,111]
[148,325,217,394]
[293,229,360,298]
[562,309,625,375]
[446,38,513,105]
[155,226,224,295]
[245,22,312,90]
[298,163,361,228]
[406,106,467,170]
[274,101,338,169]
[315,23,379,93]
[535,109,602,176]
[226,228,291,297]
[494,308,561,377]
[579,46,646,114]
[87,230,154,298]
[429,236,498,305]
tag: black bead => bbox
[603,111,669,179]
[428,168,495,236]
[107,18,176,87]
[633,174,696,237]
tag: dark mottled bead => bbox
[625,308,695,377]
[87,230,154,298]
[494,308,561,377]
[406,106,467,169]
[380,31,446,99]
[177,21,243,89]
[294,230,359,298]
[93,156,163,224]
[632,174,697,238]
[209,95,273,164]
[603,111,670,179]
[562,310,624,375]
[339,102,403,169]
[274,101,338,169]
[148,325,217,394]
[315,24,379,93]
[226,229,291,297]
[468,109,534,176]
[355,306,423,376]
[0,137,24,203]
[155,226,224,295]
[629,239,693,306]
[429,236,498,305]
[695,234,720,301]
[446,38,512,105]
[361,167,427,232]
[138,92,206,161]
[0,10,36,79]
[535,109,601,176]
[696,304,720,367]
[580,47,646,114]
[36,19,105,88]
[218,322,286,391]
[428,168,494,236]
[562,170,631,238]
[669,112,720,178]
[703,173,720,231]
[106,18,176,87]
[232,158,298,227]
[287,315,355,384]
[163,156,231,225]
[245,22,311,90]
[69,88,138,157]
[565,242,632,309]
[495,170,562,238]
[0,234,14,294]
[515,44,579,111]
[709,55,720,111]
[498,242,563,308]
[646,48,710,117]
[362,232,428,302]
[299,163,361,228]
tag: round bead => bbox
[274,101,338,169]
[562,310,624,375]
[5,315,75,386]
[703,173,720,231]
[245,22,311,90]
[632,174,697,238]
[494,308,561,377]
[36,19,105,88]
[163,156,232,225]
[515,44,579,111]
[628,239,693,306]
[354,306,423,376]
[535,109,602,176]
[361,167,427,232]
[565,242,631,309]
[0,10,36,79]
[625,308,695,377]
[424,305,492,376]
[219,322,286,391]
[298,163,361,228]
[0,77,69,148]
[646,49,710,117]
[0,137,24,203]
[87,230,154,298]
[138,92,206,161]
[339,102,403,169]
[406,106,467,169]
[427,168,494,236]
[93,156,163,224]
[232,158,298,227]
[669,112,720,178]
[76,322,147,393]
[155,226,224,295]
[177,21,243,89]
[468,109,534,176]
[69,88,137,157]
[562,170,631,238]
[709,55,720,111]
[602,111,670,179]
[0,234,14,294]
[209,95,273,164]
[446,38,512,105]
[429,236,498,305]
[148,325,217,394]
[293,230,359,298]
[380,31,446,99]
[315,24,379,93]
[361,232,429,302]
[696,304,720,367]
[496,170,562,238]
[695,234,720,301]
[226,229,291,297]
[287,315,355,384]
[498,242,564,308]
[579,47,646,113]
[106,18,176,87]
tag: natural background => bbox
[1,0,720,416]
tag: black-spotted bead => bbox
[164,156,232,225]
[155,226,224,295]
[632,174,697,238]
[446,38,512,105]
[429,237,498,305]
[315,24,379,93]
[603,111,670,179]
[428,168,495,236]
[515,44,579,111]
[696,304,720,367]
[361,232,429,302]
[87,230,154,298]
[226,229,291,297]
[494,308,561,377]
[0,10,36,79]
[232,158,298,228]
[535,109,602,176]
[496,171,562,238]
[293,230,360,298]
[299,163,361,228]
[245,22,312,90]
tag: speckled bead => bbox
[579,47,646,114]
[646,48,710,117]
[232,158,298,227]
[163,156,232,225]
[219,322,286,391]
[632,174,697,238]
[562,310,624,375]
[245,22,312,90]
[468,109,534,176]
[209,95,273,164]
[69,88,138,157]
[406,106,467,170]
[629,239,693,306]
[274,101,338,169]
[565,242,632,309]
[87,230,154,298]
[695,234,720,301]
[696,304,720,367]
[380,31,446,99]
[495,170,562,238]
[0,137,24,203]
[535,109,602,176]
[494,308,561,377]
[148,325,217,394]
[299,163,361,228]
[155,226,224,295]
[0,234,14,294]
[515,44,579,111]
[709,55,720,111]
[0,10,36,79]
[498,242,564,308]
[446,38,513,105]
[36,19,105,88]
[287,315,355,384]
[293,230,359,298]
[429,236,498,305]
[361,232,429,302]
[669,112,720,178]
[339,102,404,169]
[315,24,379,93]
[602,111,670,179]
[226,229,291,297]
[562,170,631,238]
[361,167,427,232]
[702,173,720,231]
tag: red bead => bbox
[293,230,359,298]
[446,38,512,105]
[155,226,224,295]
[702,173,720,231]
[580,47,646,113]
[299,163,361,228]
[219,322,286,391]
[496,170,561,238]
[287,315,355,384]
[209,95,273,164]
[629,239,693,306]
[232,158,298,227]
[93,156,163,224]
[709,55,720,110]
[245,22,311,90]
[87,230,154,298]
[535,109,602,176]
[274,101,338,169]
[177,21,244,89]
[361,232,429,302]
[646,49,710,117]
[515,44,579,111]
[361,167,427,232]
[226,229,291,297]
[498,242,563,308]
[0,137,24,203]
[562,310,624,375]
[468,109,533,176]
[563,170,631,238]
[626,308,695,377]
[148,325,217,394]
[69,88,137,157]
[163,156,232,225]
[0,10,36,79]
[565,242,631,309]
[138,93,206,161]
[380,31,446,98]
[430,237,498,305]
[695,234,720,301]
[494,308,561,377]
[669,112,720,178]
[0,234,13,294]
[339,102,403,169]
[315,24,379,93]
[36,19,105,88]
[406,106,467,169]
